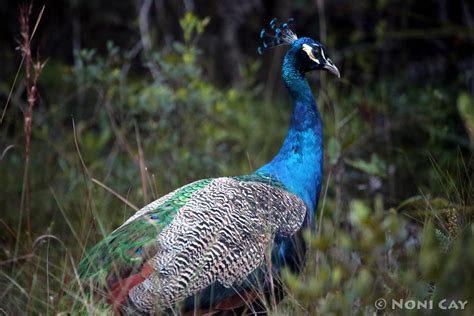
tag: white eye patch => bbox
[321,48,326,60]
[302,43,320,64]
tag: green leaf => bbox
[345,153,387,177]
[457,92,474,144]
[327,137,341,164]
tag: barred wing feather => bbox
[127,177,306,313]
[78,176,306,314]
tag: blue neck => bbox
[256,50,324,227]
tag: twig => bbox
[316,0,327,103]
[15,3,46,259]
[50,188,85,250]
[0,254,34,266]
[72,118,91,178]
[138,0,161,81]
[91,178,139,211]
[103,98,151,207]
[0,144,20,160]
[316,0,327,44]
[0,219,17,240]
[72,117,100,256]
[134,122,149,203]
[0,5,44,124]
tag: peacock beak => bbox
[323,59,340,78]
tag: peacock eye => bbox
[302,43,321,65]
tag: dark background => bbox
[1,1,473,83]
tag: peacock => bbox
[78,18,340,315]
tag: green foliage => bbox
[68,17,268,193]
[457,93,474,144]
[346,153,387,178]
[179,12,210,43]
[280,201,474,315]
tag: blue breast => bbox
[256,45,324,227]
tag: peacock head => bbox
[258,18,340,78]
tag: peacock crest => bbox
[257,18,298,55]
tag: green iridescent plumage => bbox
[234,173,286,189]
